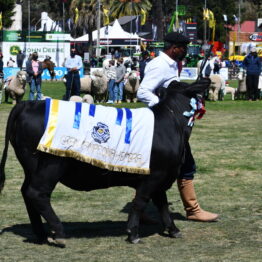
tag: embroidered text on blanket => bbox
[38,99,154,174]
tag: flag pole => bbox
[96,0,101,57]
[63,1,65,32]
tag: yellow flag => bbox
[209,10,215,28]
[103,8,110,25]
[141,9,147,25]
[75,8,79,24]
[0,12,2,30]
[203,8,210,20]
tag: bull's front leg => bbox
[152,191,181,238]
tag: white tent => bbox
[74,25,113,42]
[38,12,62,32]
[74,19,140,42]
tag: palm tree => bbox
[109,0,152,19]
[70,0,115,55]
[70,0,98,55]
[1,0,16,29]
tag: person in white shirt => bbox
[64,48,83,100]
[137,32,218,222]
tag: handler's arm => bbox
[137,64,164,107]
[76,56,83,70]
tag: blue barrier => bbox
[3,68,21,80]
[3,67,84,80]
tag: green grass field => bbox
[0,81,261,262]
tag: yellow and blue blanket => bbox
[37,99,154,174]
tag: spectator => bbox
[242,47,261,101]
[105,59,116,104]
[7,57,15,67]
[114,57,126,104]
[64,48,83,100]
[0,53,3,74]
[212,55,221,74]
[16,50,25,70]
[26,52,43,101]
[139,51,151,83]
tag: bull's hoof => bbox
[168,230,182,238]
[47,237,66,248]
[164,227,182,238]
[126,234,141,244]
[126,227,141,244]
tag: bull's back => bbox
[11,101,46,151]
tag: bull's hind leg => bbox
[21,177,47,243]
[25,155,66,247]
[152,191,181,238]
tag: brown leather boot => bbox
[177,179,219,222]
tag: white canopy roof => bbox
[74,19,140,42]
[38,12,62,32]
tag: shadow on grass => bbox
[0,220,162,243]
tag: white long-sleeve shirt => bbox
[137,51,179,107]
[64,55,83,71]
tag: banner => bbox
[2,31,71,42]
[1,41,70,67]
[3,67,84,80]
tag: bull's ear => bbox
[184,78,211,97]
[155,87,167,101]
[168,80,190,90]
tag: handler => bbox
[137,32,219,222]
[64,48,83,100]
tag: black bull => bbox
[0,78,210,246]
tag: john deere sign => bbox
[10,45,21,55]
[2,31,70,42]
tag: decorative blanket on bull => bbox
[37,99,154,174]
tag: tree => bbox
[154,0,239,43]
[21,0,72,31]
[109,0,152,20]
[0,0,16,29]
[70,0,98,55]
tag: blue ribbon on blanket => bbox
[125,108,132,144]
[44,98,51,130]
[89,104,96,117]
[73,102,82,129]
[115,108,123,126]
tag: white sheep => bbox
[4,71,27,104]
[82,94,94,104]
[208,74,226,101]
[90,70,108,103]
[223,85,236,100]
[63,72,107,103]
[69,95,83,102]
[235,70,247,100]
[124,71,140,103]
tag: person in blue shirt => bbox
[64,48,83,100]
[242,47,261,101]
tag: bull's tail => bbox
[0,102,25,193]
